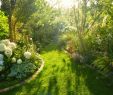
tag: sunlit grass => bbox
[1,46,113,95]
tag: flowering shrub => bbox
[17,59,22,64]
[4,47,13,57]
[24,51,31,59]
[0,39,40,79]
[0,43,6,52]
[12,57,16,63]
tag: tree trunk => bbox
[13,21,17,41]
[8,15,13,41]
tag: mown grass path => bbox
[1,50,113,95]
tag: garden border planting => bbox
[66,50,113,78]
[0,57,44,93]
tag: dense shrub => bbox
[84,30,113,55]
[8,63,36,79]
[0,39,40,80]
[0,11,8,39]
[92,56,113,75]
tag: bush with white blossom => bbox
[1,39,10,46]
[11,57,16,63]
[9,42,16,50]
[0,39,40,80]
[24,51,31,59]
[4,47,12,57]
[0,43,6,52]
[17,59,22,64]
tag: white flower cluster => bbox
[5,47,12,57]
[0,39,16,57]
[9,42,17,50]
[17,59,22,64]
[0,39,32,72]
[11,51,31,64]
[11,51,32,64]
[1,39,10,46]
[11,58,22,64]
[0,43,6,52]
[12,57,16,63]
[0,39,17,71]
[24,51,31,59]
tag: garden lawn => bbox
[1,49,113,95]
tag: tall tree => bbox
[1,0,16,41]
[12,0,36,41]
[1,0,36,41]
[63,0,113,54]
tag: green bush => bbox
[0,11,8,39]
[92,56,112,74]
[8,63,36,79]
[0,39,40,80]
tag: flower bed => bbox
[0,57,44,93]
[0,39,44,92]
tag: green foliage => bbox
[56,0,113,76]
[84,29,113,55]
[58,31,77,50]
[0,39,40,80]
[1,48,113,94]
[8,63,36,79]
[0,11,8,39]
[26,0,66,47]
[92,56,112,75]
[14,0,37,23]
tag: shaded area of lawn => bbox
[0,80,18,89]
[1,49,113,95]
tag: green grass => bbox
[0,48,113,95]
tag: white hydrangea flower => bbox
[0,66,3,71]
[17,59,22,64]
[24,51,31,59]
[9,42,16,50]
[0,43,6,52]
[4,47,12,57]
[12,57,16,63]
[1,39,10,46]
[0,61,4,65]
[0,54,4,61]
[30,38,32,41]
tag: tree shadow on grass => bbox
[47,76,59,95]
[0,71,44,95]
[84,69,113,95]
[2,52,113,95]
[70,59,113,95]
[66,78,75,95]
